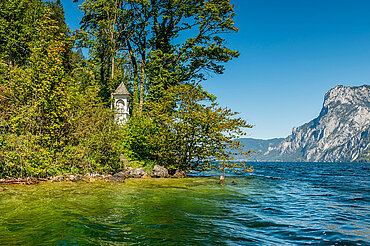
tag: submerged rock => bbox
[151,165,169,178]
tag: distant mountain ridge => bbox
[234,138,284,161]
[240,85,370,162]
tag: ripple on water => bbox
[0,162,369,245]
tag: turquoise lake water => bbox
[0,162,369,245]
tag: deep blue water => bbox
[0,162,369,245]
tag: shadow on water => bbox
[0,162,369,245]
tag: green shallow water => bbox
[0,162,369,245]
[0,178,243,245]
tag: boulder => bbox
[131,167,147,178]
[141,174,151,179]
[113,172,126,178]
[69,175,82,182]
[173,169,186,178]
[122,167,134,176]
[87,173,103,178]
[121,167,148,178]
[110,172,126,182]
[50,176,66,182]
[151,165,169,178]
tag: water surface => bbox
[0,162,369,245]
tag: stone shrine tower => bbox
[111,82,130,125]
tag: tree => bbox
[0,6,73,176]
[0,1,124,178]
[124,84,253,173]
[45,0,75,72]
[145,0,240,102]
[0,0,42,66]
[78,0,239,111]
[74,0,248,173]
[78,0,134,104]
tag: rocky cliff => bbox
[264,85,370,162]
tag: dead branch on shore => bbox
[0,178,39,185]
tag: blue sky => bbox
[61,0,370,139]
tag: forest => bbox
[0,0,252,178]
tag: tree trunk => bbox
[220,162,225,185]
[139,64,145,114]
[111,55,114,81]
[127,41,139,116]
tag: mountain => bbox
[234,138,284,161]
[242,85,370,162]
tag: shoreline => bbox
[0,166,188,185]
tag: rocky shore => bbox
[0,165,187,185]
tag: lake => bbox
[0,162,369,245]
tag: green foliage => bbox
[0,64,124,178]
[123,84,252,171]
[146,0,240,102]
[78,0,239,113]
[78,0,132,104]
[77,0,249,174]
[67,85,124,173]
[0,0,123,178]
[0,0,252,179]
[0,0,41,66]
